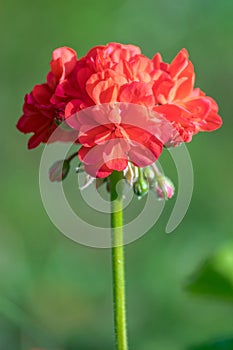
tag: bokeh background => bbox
[1,0,233,349]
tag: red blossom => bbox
[152,49,222,142]
[17,43,222,177]
[68,103,171,177]
[17,47,78,149]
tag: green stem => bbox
[67,151,78,163]
[110,171,128,350]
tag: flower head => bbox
[17,43,222,189]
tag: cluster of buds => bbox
[49,155,175,201]
[125,163,175,200]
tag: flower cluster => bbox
[17,43,222,183]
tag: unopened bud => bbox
[133,169,149,199]
[155,175,175,200]
[124,163,139,187]
[49,159,70,182]
[143,166,155,188]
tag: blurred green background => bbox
[1,0,233,349]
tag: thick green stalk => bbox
[110,171,128,350]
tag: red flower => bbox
[55,43,143,111]
[17,47,78,149]
[85,42,141,69]
[72,104,165,178]
[47,47,77,88]
[17,43,222,178]
[152,49,222,143]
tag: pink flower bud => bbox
[155,175,175,200]
[49,159,70,182]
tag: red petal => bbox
[152,53,162,69]
[184,97,211,118]
[103,139,129,171]
[32,84,52,105]
[28,133,44,149]
[197,111,222,131]
[50,47,77,81]
[128,138,162,167]
[78,146,113,178]
[16,114,51,133]
[154,104,183,121]
[85,163,112,178]
[119,82,155,107]
[65,100,83,129]
[169,48,189,79]
[78,125,112,146]
[173,61,195,100]
[86,69,127,104]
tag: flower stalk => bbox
[110,171,128,350]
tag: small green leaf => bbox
[185,243,233,302]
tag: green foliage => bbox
[186,243,233,302]
[186,244,233,350]
[189,338,233,350]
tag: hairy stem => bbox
[110,171,128,350]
